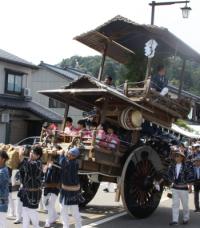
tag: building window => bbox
[5,70,23,94]
[49,98,65,108]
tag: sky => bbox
[0,0,198,65]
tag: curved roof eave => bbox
[74,15,200,64]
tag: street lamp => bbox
[181,2,192,18]
[149,1,192,25]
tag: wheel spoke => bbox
[121,147,163,218]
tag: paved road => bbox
[7,184,200,227]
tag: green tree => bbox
[59,55,200,96]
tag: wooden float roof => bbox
[74,15,200,64]
[39,75,152,113]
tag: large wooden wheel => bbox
[121,146,163,218]
[79,175,100,207]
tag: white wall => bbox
[31,68,68,107]
[31,67,82,123]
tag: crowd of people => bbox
[1,116,200,227]
[155,140,200,226]
[45,117,120,151]
[0,117,121,228]
[0,144,83,228]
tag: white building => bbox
[31,61,83,124]
[0,49,62,144]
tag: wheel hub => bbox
[142,175,154,191]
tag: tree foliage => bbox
[166,57,200,95]
[60,55,122,81]
[59,55,200,96]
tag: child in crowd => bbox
[0,150,9,228]
[105,126,120,150]
[89,121,98,131]
[77,120,91,138]
[96,124,120,150]
[64,117,77,136]
[96,124,106,147]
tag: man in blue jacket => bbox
[0,150,9,228]
[59,147,84,228]
[151,64,168,95]
[18,145,43,228]
[167,150,194,225]
[193,155,200,212]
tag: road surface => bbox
[7,183,200,227]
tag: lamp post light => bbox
[149,1,192,25]
[181,2,192,18]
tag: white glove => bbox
[160,87,169,96]
[154,183,160,191]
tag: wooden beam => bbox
[145,57,152,81]
[131,130,141,145]
[95,31,135,55]
[98,43,108,81]
[70,95,94,110]
[49,93,92,111]
[61,104,69,131]
[100,97,109,124]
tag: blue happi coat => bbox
[18,158,43,209]
[0,166,9,212]
[166,161,195,190]
[44,162,61,196]
[59,155,84,205]
[151,74,168,92]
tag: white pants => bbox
[0,212,8,228]
[44,193,58,224]
[39,190,47,210]
[15,196,23,221]
[22,207,40,228]
[172,189,189,222]
[60,202,81,228]
[7,192,15,216]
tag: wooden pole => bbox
[178,59,186,98]
[62,104,69,131]
[100,97,108,124]
[144,1,155,82]
[131,130,140,145]
[145,58,152,81]
[98,43,108,81]
[192,102,197,121]
[150,1,156,25]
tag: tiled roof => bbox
[40,62,84,80]
[0,96,62,123]
[0,49,38,69]
[39,75,151,113]
[74,15,200,64]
